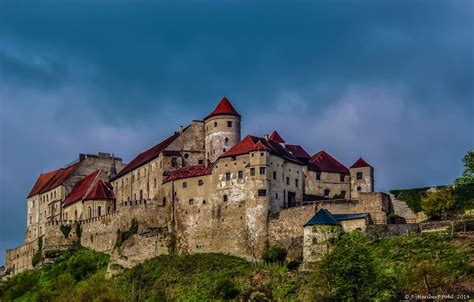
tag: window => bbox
[273,171,277,180]
[357,186,362,192]
[214,122,218,127]
[182,182,187,188]
[223,195,228,202]
[226,172,231,180]
[341,191,346,197]
[108,206,111,214]
[238,171,243,179]
[295,179,299,188]
[316,171,321,181]
[198,159,204,165]
[227,121,232,127]
[259,167,266,175]
[132,175,135,182]
[340,173,345,182]
[276,193,279,199]
[138,171,140,178]
[189,199,194,205]
[140,190,143,200]
[98,206,101,217]
[162,197,167,206]
[198,179,204,186]
[154,178,157,188]
[223,148,226,152]
[202,200,206,204]
[250,168,255,176]
[225,137,229,143]
[171,157,178,168]
[184,153,189,159]
[324,189,330,197]
[260,152,264,156]
[286,177,290,185]
[357,172,363,180]
[258,189,267,196]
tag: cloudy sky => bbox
[0,0,473,264]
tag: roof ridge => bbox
[81,169,101,201]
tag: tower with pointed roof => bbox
[349,157,374,198]
[204,97,241,164]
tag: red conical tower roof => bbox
[350,157,372,169]
[269,130,286,143]
[204,97,240,120]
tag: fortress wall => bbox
[4,239,38,277]
[43,221,80,252]
[316,192,389,224]
[268,205,318,260]
[80,202,170,254]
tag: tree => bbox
[420,187,455,218]
[455,150,474,186]
[454,150,474,211]
[309,231,388,301]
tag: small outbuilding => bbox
[303,209,369,266]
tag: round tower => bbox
[204,97,241,164]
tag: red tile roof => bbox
[309,151,349,174]
[269,130,286,143]
[350,157,372,169]
[164,165,212,183]
[63,170,100,206]
[285,144,311,161]
[220,135,301,163]
[204,97,240,120]
[112,131,182,180]
[28,169,60,198]
[41,162,82,192]
[84,180,115,201]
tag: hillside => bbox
[1,232,472,301]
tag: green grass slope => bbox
[1,233,472,302]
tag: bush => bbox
[212,278,239,300]
[60,225,72,238]
[262,245,287,263]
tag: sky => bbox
[0,0,473,265]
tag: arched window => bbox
[88,207,92,219]
[74,210,78,221]
[98,206,101,217]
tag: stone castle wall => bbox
[268,205,318,260]
[80,201,170,254]
[4,239,38,277]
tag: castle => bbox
[4,97,394,277]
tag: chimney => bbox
[178,126,184,133]
[263,134,269,141]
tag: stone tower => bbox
[349,157,374,198]
[204,97,241,164]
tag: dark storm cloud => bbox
[0,0,473,264]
